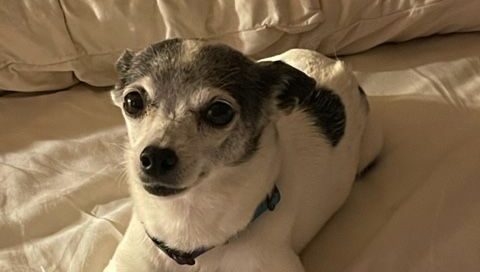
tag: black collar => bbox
[145,185,281,266]
[144,232,211,265]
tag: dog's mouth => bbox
[139,169,209,197]
[142,184,187,197]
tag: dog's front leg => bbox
[219,244,305,272]
[104,216,160,272]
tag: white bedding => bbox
[1,33,480,272]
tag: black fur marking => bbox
[260,61,346,147]
[193,44,270,130]
[303,88,346,146]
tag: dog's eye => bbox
[204,101,235,127]
[123,91,145,116]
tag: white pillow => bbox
[0,0,321,92]
[301,0,480,55]
[1,0,479,92]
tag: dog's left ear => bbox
[257,60,317,115]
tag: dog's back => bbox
[260,49,382,252]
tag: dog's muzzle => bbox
[139,145,186,196]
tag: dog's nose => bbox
[140,146,178,177]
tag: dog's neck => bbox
[130,124,282,252]
[144,185,281,266]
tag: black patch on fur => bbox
[259,61,346,147]
[304,88,346,146]
[192,44,271,129]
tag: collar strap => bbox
[253,185,281,220]
[146,185,281,266]
[145,231,211,265]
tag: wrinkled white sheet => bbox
[1,33,480,272]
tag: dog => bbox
[105,38,382,272]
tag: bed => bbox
[1,1,480,271]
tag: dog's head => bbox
[111,39,315,197]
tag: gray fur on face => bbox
[112,39,279,187]
[114,39,271,124]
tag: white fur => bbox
[105,49,382,272]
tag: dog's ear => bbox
[258,60,317,115]
[111,49,135,106]
[116,49,135,77]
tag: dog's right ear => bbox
[258,60,317,115]
[111,49,135,106]
[115,49,134,77]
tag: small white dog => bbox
[106,39,382,272]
